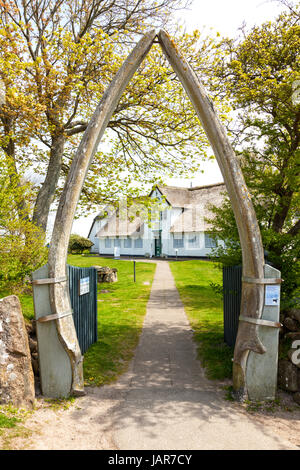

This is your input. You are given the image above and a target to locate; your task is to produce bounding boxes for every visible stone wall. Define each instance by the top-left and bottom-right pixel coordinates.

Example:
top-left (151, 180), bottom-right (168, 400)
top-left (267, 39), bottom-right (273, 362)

top-left (25, 320), bottom-right (39, 379)
top-left (278, 308), bottom-right (300, 405)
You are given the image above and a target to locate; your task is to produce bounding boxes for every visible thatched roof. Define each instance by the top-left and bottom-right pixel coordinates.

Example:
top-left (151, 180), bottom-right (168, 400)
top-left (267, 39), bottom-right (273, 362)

top-left (87, 205), bottom-right (115, 238)
top-left (169, 183), bottom-right (226, 232)
top-left (96, 213), bottom-right (144, 238)
top-left (155, 186), bottom-right (190, 207)
top-left (95, 183), bottom-right (226, 237)
top-left (157, 183), bottom-right (225, 207)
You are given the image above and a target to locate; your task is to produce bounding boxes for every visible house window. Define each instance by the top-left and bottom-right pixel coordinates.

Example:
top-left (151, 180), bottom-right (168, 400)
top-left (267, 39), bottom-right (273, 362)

top-left (205, 233), bottom-right (217, 248)
top-left (188, 235), bottom-right (199, 248)
top-left (114, 238), bottom-right (121, 247)
top-left (173, 234), bottom-right (184, 249)
top-left (105, 238), bottom-right (111, 248)
top-left (134, 238), bottom-right (143, 249)
top-left (124, 237), bottom-right (132, 249)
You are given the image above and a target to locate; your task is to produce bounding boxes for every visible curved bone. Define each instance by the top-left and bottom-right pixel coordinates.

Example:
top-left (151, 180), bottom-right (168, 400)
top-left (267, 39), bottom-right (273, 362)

top-left (158, 30), bottom-right (265, 399)
top-left (48, 30), bottom-right (157, 396)
top-left (48, 28), bottom-right (265, 400)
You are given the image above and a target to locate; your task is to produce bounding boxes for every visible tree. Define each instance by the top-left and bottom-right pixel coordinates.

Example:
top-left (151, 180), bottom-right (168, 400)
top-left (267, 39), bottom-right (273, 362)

top-left (0, 0), bottom-right (218, 231)
top-left (0, 155), bottom-right (47, 291)
top-left (68, 233), bottom-right (93, 254)
top-left (208, 5), bottom-right (300, 301)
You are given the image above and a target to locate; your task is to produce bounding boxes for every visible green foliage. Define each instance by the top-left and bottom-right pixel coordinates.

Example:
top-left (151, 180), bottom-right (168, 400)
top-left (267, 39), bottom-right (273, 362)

top-left (0, 405), bottom-right (32, 450)
top-left (0, 414), bottom-right (18, 429)
top-left (0, 1), bottom-right (225, 228)
top-left (68, 234), bottom-right (94, 254)
top-left (208, 194), bottom-right (300, 302)
top-left (0, 156), bottom-right (47, 291)
top-left (208, 5), bottom-right (300, 302)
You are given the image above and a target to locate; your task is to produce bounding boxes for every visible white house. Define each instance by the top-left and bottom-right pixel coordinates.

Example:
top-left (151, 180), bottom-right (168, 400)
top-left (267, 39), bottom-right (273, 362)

top-left (88, 183), bottom-right (226, 258)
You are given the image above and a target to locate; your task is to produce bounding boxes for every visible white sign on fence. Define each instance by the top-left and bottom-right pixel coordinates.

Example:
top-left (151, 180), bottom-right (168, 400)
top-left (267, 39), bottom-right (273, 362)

top-left (265, 284), bottom-right (280, 306)
top-left (79, 277), bottom-right (90, 296)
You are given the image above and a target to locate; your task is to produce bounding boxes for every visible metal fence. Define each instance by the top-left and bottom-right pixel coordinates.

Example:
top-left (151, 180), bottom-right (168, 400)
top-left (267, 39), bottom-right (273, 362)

top-left (67, 265), bottom-right (98, 354)
top-left (223, 265), bottom-right (242, 348)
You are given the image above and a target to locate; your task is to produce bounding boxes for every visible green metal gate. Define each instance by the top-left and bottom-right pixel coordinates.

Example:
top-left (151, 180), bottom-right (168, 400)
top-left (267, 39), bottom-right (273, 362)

top-left (223, 265), bottom-right (242, 348)
top-left (67, 265), bottom-right (98, 354)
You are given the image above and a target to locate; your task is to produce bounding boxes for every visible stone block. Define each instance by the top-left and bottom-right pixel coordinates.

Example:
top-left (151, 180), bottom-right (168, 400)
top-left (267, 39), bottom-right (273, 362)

top-left (286, 308), bottom-right (300, 324)
top-left (0, 295), bottom-right (35, 408)
top-left (93, 266), bottom-right (118, 283)
top-left (283, 317), bottom-right (299, 332)
top-left (278, 359), bottom-right (299, 392)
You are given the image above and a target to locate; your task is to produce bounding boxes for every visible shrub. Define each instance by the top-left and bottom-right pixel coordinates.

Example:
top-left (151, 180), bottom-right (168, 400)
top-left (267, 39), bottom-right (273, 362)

top-left (68, 234), bottom-right (94, 254)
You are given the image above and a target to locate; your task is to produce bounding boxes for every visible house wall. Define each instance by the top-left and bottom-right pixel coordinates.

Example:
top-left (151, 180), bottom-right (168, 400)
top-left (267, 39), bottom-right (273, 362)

top-left (92, 188), bottom-right (224, 258)
top-left (97, 230), bottom-right (223, 258)
top-left (98, 234), bottom-right (152, 257)
top-left (161, 231), bottom-right (223, 257)
top-left (89, 218), bottom-right (107, 253)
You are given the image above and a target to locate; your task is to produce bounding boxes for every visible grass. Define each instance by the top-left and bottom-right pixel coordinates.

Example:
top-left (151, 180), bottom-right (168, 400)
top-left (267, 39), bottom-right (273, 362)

top-left (169, 259), bottom-right (233, 380)
top-left (0, 414), bottom-right (19, 429)
top-left (43, 396), bottom-right (76, 411)
top-left (0, 405), bottom-right (32, 450)
top-left (67, 255), bottom-right (156, 386)
top-left (0, 287), bottom-right (34, 322)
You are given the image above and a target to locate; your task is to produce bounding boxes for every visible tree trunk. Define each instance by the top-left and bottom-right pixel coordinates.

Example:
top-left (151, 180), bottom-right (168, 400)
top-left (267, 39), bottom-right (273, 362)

top-left (271, 190), bottom-right (294, 234)
top-left (33, 133), bottom-right (65, 232)
top-left (2, 119), bottom-right (29, 219)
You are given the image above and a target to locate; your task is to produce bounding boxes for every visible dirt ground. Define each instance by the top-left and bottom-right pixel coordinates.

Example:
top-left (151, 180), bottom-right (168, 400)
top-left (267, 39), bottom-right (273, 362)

top-left (3, 383), bottom-right (299, 451)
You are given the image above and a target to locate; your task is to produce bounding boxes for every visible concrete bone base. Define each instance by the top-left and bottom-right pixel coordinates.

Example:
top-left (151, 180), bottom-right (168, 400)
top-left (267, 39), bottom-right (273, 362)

top-left (245, 264), bottom-right (281, 401)
top-left (32, 264), bottom-right (73, 398)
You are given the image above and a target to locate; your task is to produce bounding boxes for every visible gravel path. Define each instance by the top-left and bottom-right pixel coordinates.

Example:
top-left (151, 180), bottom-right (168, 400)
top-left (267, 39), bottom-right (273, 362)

top-left (14, 261), bottom-right (300, 450)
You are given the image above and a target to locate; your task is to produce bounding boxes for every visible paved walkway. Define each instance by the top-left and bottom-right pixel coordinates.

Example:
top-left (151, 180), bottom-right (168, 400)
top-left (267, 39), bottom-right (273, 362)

top-left (21, 261), bottom-right (298, 450)
top-left (108, 261), bottom-right (296, 450)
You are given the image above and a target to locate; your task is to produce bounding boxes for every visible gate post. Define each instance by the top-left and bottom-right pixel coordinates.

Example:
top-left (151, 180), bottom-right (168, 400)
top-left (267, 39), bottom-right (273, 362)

top-left (32, 264), bottom-right (73, 398)
top-left (242, 264), bottom-right (282, 401)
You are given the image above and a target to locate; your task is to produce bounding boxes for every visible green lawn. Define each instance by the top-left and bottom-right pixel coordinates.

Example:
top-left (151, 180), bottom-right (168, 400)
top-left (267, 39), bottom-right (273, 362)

top-left (0, 256), bottom-right (156, 387)
top-left (169, 260), bottom-right (233, 380)
top-left (1, 256), bottom-right (232, 383)
top-left (0, 288), bottom-right (34, 322)
top-left (67, 255), bottom-right (156, 386)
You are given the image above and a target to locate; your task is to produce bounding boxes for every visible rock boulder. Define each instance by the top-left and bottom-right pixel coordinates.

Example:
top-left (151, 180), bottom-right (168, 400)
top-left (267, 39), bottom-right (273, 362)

top-left (93, 266), bottom-right (118, 283)
top-left (293, 392), bottom-right (300, 406)
top-left (278, 360), bottom-right (299, 392)
top-left (0, 295), bottom-right (35, 408)
top-left (286, 308), bottom-right (300, 324)
top-left (283, 317), bottom-right (300, 332)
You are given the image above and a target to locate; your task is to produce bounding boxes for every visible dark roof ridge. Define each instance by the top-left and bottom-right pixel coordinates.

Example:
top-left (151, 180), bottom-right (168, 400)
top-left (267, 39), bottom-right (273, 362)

top-left (157, 182), bottom-right (225, 192)
top-left (156, 181), bottom-right (225, 191)
top-left (188, 182), bottom-right (225, 191)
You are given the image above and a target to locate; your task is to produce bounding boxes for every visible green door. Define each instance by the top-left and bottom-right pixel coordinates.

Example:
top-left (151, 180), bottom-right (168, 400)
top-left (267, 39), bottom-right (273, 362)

top-left (155, 233), bottom-right (162, 256)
